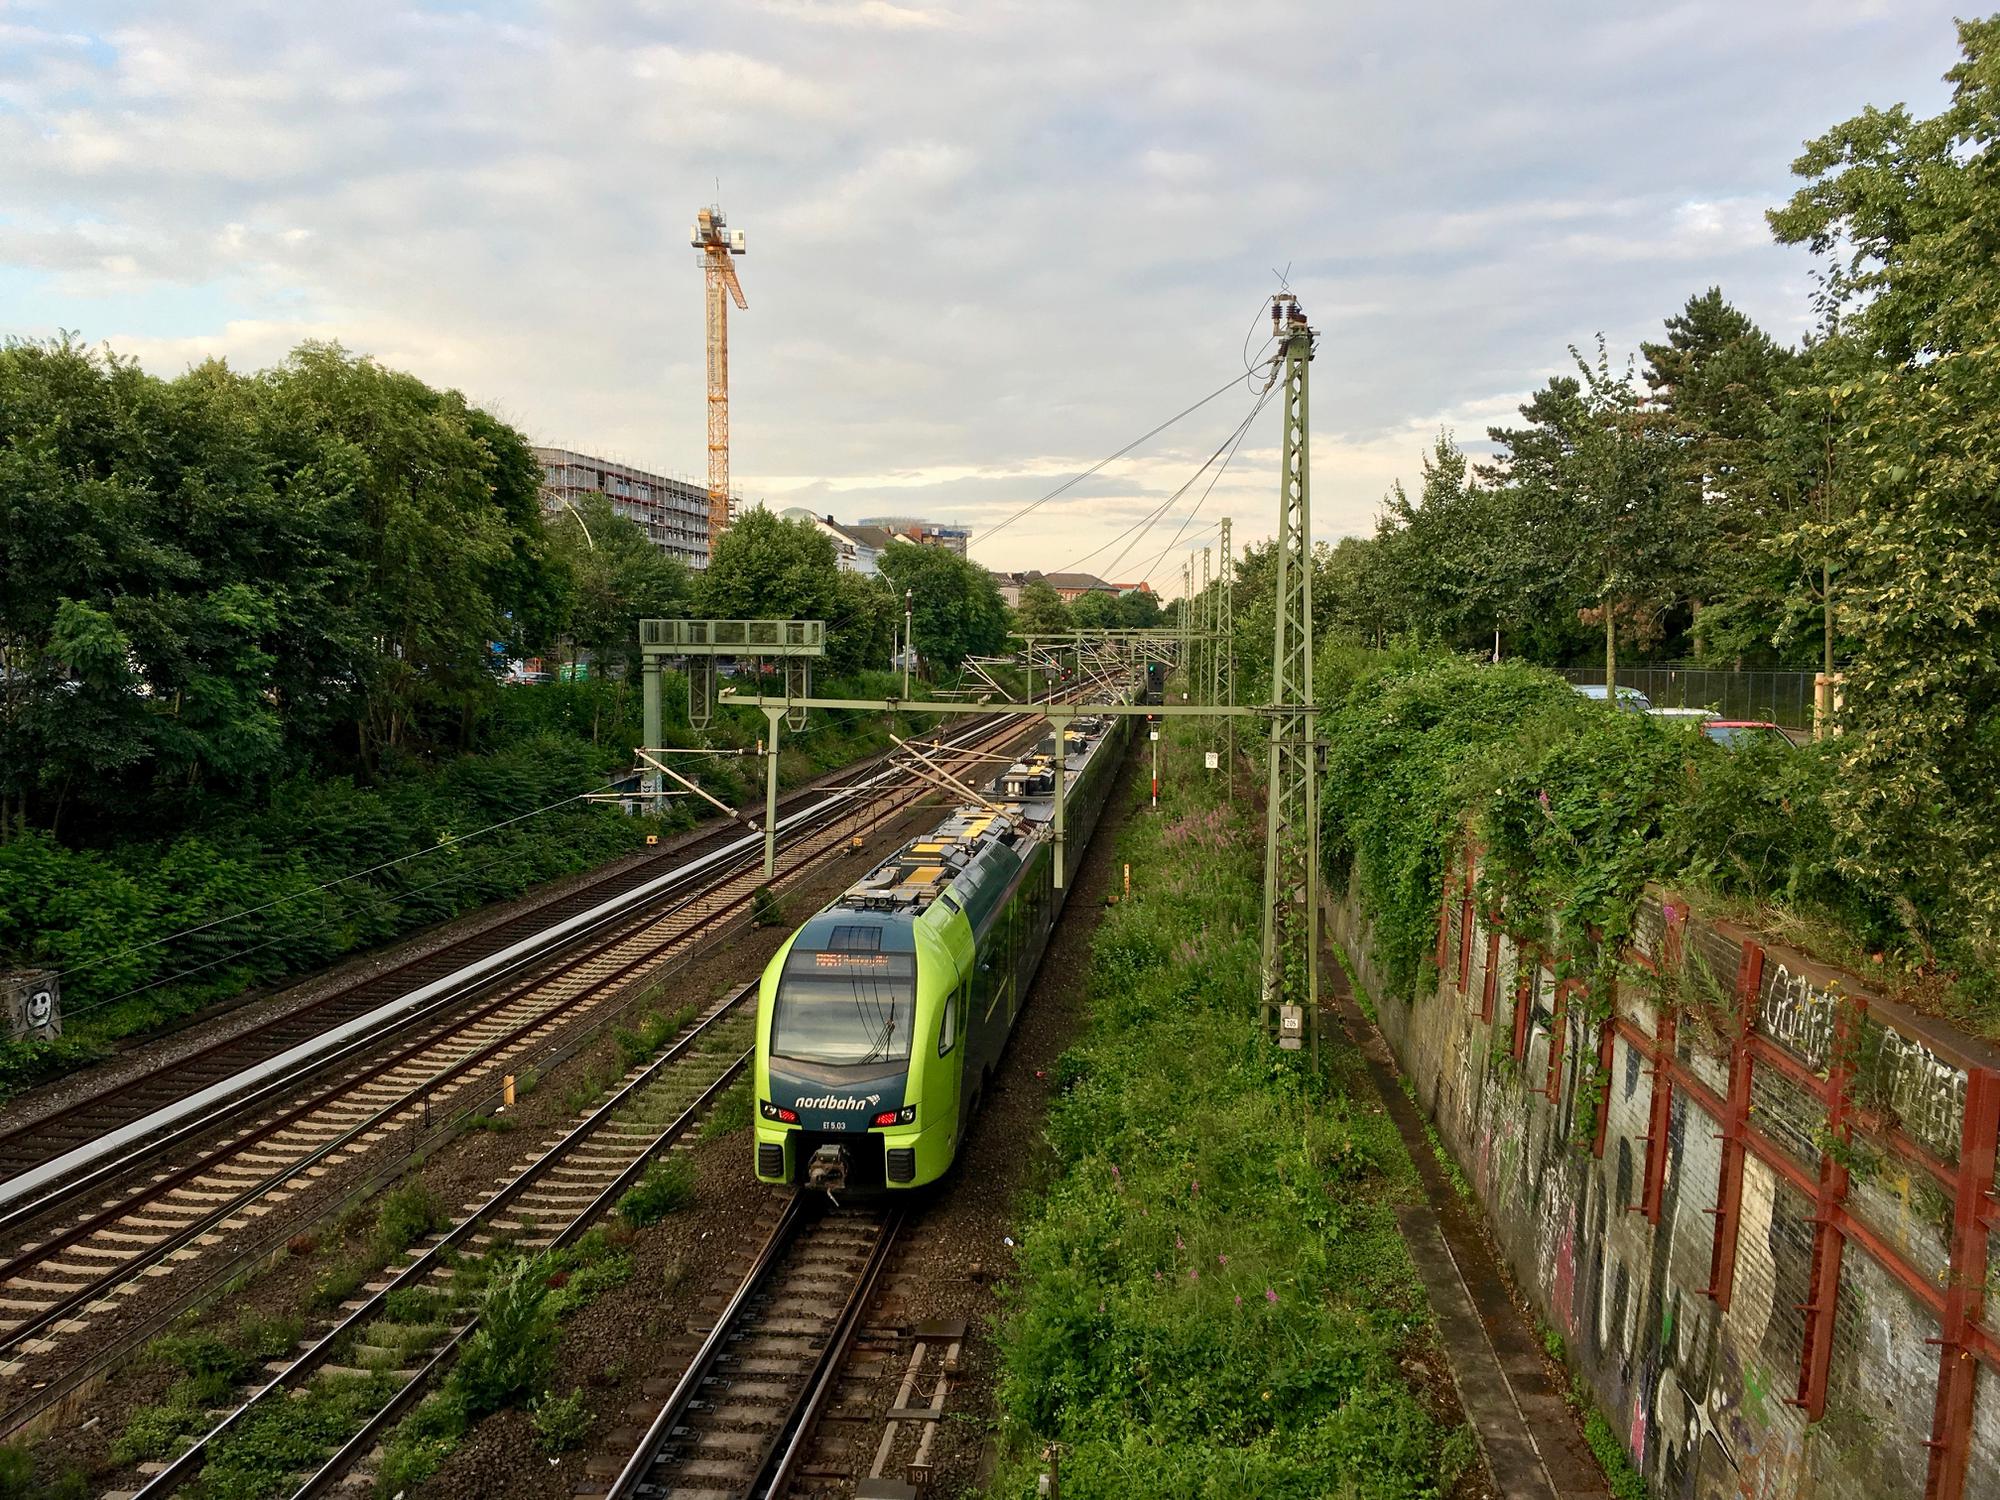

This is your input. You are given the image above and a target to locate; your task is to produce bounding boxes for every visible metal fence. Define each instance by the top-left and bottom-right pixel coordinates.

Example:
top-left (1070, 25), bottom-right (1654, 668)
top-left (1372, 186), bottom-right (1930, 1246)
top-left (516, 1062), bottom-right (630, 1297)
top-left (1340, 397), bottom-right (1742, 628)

top-left (1554, 665), bottom-right (1819, 730)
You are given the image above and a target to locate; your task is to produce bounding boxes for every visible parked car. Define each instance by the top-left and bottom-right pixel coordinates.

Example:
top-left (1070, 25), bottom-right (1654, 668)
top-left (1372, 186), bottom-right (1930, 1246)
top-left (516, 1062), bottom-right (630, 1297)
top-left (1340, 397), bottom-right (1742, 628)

top-left (1646, 706), bottom-right (1718, 724)
top-left (1701, 720), bottom-right (1796, 749)
top-left (1571, 683), bottom-right (1653, 712)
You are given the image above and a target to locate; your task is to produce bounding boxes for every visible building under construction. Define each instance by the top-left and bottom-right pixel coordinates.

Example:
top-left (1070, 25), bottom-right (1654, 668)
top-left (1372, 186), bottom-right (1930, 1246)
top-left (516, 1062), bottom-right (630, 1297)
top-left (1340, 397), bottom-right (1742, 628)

top-left (534, 447), bottom-right (711, 569)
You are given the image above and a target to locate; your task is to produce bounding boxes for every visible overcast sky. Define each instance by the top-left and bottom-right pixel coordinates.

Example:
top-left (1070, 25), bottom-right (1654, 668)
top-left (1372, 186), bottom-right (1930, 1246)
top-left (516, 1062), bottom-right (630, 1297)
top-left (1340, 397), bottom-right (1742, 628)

top-left (0, 1), bottom-right (1968, 593)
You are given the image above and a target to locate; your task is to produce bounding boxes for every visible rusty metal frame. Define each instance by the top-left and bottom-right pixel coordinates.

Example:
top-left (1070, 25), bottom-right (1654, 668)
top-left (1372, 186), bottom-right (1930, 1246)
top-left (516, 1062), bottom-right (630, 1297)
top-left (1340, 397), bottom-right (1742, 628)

top-left (1437, 868), bottom-right (2000, 1499)
top-left (1795, 993), bottom-right (1862, 1420)
top-left (1510, 950), bottom-right (1534, 1064)
top-left (1702, 942), bottom-right (1763, 1309)
top-left (1481, 930), bottom-right (1501, 1025)
top-left (1548, 979), bottom-right (1571, 1105)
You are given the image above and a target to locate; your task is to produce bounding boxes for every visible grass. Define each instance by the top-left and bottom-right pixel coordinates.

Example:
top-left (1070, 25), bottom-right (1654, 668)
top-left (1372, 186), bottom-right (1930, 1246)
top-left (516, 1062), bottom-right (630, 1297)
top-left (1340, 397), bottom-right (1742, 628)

top-left (616, 1157), bottom-right (695, 1227)
top-left (989, 722), bottom-right (1473, 1498)
top-left (0, 1444), bottom-right (87, 1500)
top-left (699, 1079), bottom-right (753, 1139)
top-left (613, 1005), bottom-right (698, 1068)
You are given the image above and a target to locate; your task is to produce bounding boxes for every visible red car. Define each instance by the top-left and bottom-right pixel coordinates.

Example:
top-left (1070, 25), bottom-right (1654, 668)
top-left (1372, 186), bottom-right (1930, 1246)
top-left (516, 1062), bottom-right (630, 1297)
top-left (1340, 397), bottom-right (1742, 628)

top-left (1701, 720), bottom-right (1795, 749)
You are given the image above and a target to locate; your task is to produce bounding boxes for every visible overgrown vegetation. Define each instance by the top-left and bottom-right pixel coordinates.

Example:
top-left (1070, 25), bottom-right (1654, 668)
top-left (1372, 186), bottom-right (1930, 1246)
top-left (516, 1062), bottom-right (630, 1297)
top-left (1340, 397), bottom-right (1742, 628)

top-left (991, 725), bottom-right (1474, 1497)
top-left (138, 1220), bottom-right (635, 1499)
top-left (0, 336), bottom-right (977, 1100)
top-left (1315, 652), bottom-right (1979, 1028)
top-left (0, 1444), bottom-right (87, 1500)
top-left (1177, 16), bottom-right (2000, 1011)
top-left (616, 1156), bottom-right (695, 1228)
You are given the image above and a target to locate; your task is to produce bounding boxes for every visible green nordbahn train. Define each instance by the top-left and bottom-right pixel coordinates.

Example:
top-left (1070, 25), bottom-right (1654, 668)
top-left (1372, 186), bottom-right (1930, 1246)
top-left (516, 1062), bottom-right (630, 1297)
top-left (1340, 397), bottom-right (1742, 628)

top-left (752, 701), bottom-right (1132, 1193)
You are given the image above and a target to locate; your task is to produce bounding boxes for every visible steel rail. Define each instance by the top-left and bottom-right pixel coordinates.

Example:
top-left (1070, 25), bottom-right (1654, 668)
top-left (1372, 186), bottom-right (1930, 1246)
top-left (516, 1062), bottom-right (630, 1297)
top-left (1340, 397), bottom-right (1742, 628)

top-left (0, 772), bottom-right (911, 1361)
top-left (0, 706), bottom-right (1019, 1221)
top-left (755, 1207), bottom-right (908, 1499)
top-left (601, 1193), bottom-right (814, 1500)
top-left (0, 836), bottom-right (771, 1248)
top-left (0, 734), bottom-right (922, 1172)
top-left (130, 985), bottom-right (760, 1500)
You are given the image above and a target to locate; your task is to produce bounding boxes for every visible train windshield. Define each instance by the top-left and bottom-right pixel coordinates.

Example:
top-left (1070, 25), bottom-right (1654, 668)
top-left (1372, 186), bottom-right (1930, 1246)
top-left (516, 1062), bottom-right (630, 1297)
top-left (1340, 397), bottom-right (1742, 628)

top-left (770, 950), bottom-right (919, 1066)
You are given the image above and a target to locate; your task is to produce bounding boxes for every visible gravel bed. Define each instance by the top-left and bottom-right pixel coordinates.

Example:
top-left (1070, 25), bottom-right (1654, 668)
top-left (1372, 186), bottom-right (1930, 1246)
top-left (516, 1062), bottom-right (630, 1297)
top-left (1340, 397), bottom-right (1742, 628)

top-left (10, 798), bottom-right (944, 1494)
top-left (391, 741), bottom-right (1145, 1500)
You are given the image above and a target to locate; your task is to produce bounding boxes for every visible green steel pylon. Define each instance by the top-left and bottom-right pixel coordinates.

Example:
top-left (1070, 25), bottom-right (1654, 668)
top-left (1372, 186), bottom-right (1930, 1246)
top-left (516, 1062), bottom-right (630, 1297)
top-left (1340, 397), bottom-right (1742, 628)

top-left (1220, 517), bottom-right (1234, 798)
top-left (1260, 300), bottom-right (1318, 1063)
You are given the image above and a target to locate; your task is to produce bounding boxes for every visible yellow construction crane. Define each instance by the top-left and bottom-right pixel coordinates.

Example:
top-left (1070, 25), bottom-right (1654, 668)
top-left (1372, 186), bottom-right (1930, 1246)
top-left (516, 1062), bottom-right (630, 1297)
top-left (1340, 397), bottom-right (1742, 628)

top-left (692, 205), bottom-right (747, 543)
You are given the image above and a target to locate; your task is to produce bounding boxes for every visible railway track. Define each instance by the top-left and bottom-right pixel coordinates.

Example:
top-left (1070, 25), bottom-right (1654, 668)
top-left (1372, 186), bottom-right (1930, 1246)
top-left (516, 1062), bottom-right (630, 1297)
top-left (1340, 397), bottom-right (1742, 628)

top-left (0, 685), bottom-right (1113, 1443)
top-left (0, 728), bottom-right (965, 1210)
top-left (593, 1195), bottom-right (904, 1500)
top-left (113, 982), bottom-right (763, 1500)
top-left (0, 757), bottom-right (876, 1187)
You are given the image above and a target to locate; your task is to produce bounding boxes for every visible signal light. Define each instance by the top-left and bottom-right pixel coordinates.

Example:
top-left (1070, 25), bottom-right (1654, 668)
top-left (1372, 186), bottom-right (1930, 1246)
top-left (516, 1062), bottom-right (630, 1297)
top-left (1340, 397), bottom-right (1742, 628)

top-left (872, 1105), bottom-right (918, 1128)
top-left (759, 1101), bottom-right (798, 1124)
top-left (873, 1110), bottom-right (898, 1127)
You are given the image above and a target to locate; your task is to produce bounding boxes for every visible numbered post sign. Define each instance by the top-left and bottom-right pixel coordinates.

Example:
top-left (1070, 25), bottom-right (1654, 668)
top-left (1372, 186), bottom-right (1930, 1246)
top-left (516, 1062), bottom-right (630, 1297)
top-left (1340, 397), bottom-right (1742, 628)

top-left (5, 970), bottom-right (60, 1042)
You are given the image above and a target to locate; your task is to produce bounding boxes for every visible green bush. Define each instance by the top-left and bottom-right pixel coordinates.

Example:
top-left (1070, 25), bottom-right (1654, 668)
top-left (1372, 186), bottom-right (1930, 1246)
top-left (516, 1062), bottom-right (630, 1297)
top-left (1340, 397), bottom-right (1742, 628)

top-left (233, 1313), bottom-right (303, 1362)
top-left (382, 1286), bottom-right (447, 1325)
top-left (372, 1390), bottom-right (468, 1499)
top-left (112, 1394), bottom-right (205, 1466)
top-left (1317, 652), bottom-right (1910, 1010)
top-left (613, 1005), bottom-right (695, 1068)
top-left (154, 1331), bottom-right (252, 1385)
top-left (311, 1259), bottom-right (367, 1311)
top-left (529, 1388), bottom-right (593, 1453)
top-left (452, 1258), bottom-right (556, 1417)
top-left (616, 1157), bottom-right (695, 1228)
top-left (191, 1369), bottom-right (395, 1500)
top-left (370, 1180), bottom-right (448, 1262)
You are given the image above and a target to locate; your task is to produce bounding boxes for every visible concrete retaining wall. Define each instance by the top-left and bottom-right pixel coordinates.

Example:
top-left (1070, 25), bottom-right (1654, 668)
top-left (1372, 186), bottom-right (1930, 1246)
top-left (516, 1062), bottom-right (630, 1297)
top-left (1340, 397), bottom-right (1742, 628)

top-left (1330, 863), bottom-right (2000, 1500)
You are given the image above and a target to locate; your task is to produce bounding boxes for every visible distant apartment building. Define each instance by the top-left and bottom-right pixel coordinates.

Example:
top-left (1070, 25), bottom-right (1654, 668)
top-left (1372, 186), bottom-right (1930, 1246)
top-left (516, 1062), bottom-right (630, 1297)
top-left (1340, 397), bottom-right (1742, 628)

top-left (534, 447), bottom-right (710, 569)
top-left (857, 516), bottom-right (972, 556)
top-left (779, 509), bottom-right (893, 577)
top-left (992, 571), bottom-right (1154, 606)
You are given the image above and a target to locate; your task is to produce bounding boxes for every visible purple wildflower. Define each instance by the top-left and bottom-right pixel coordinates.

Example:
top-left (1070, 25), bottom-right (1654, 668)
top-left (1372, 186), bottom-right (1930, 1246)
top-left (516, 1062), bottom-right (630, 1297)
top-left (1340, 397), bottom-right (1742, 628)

top-left (1189, 1268), bottom-right (1199, 1281)
top-left (1218, 1253), bottom-right (1229, 1266)
top-left (1175, 1236), bottom-right (1184, 1250)
top-left (1265, 1287), bottom-right (1278, 1304)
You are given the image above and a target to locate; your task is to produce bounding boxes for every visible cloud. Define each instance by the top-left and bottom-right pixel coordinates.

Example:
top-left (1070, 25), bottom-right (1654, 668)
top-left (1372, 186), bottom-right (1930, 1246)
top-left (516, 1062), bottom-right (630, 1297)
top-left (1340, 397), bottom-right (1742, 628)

top-left (0, 0), bottom-right (1971, 594)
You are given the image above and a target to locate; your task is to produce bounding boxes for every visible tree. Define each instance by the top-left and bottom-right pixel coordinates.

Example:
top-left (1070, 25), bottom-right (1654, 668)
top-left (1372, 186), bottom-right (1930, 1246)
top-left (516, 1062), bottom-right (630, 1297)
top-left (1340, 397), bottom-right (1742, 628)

top-left (1114, 588), bottom-right (1164, 629)
top-left (1012, 578), bottom-right (1071, 637)
top-left (698, 508), bottom-right (841, 622)
top-left (1484, 344), bottom-right (1700, 688)
top-left (1768, 16), bottom-right (2000, 973)
top-left (544, 493), bottom-right (693, 677)
top-left (0, 337), bottom-right (568, 836)
top-left (1067, 590), bottom-right (1122, 631)
top-left (254, 343), bottom-right (558, 765)
top-left (875, 542), bottom-right (1008, 672)
top-left (696, 509), bottom-right (894, 675)
top-left (1639, 289), bottom-right (1798, 661)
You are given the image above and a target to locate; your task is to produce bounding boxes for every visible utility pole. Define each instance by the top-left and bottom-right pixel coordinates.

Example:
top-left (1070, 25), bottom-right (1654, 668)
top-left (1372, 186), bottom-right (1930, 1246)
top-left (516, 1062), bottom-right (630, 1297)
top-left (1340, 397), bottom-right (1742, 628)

top-left (1219, 516), bottom-right (1234, 797)
top-left (1260, 295), bottom-right (1319, 1065)
top-left (1201, 543), bottom-right (1214, 754)
top-left (903, 588), bottom-right (914, 698)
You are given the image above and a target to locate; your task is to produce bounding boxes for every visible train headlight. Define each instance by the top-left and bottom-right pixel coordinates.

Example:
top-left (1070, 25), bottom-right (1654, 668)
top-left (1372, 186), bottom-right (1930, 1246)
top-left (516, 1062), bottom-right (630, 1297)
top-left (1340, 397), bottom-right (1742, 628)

top-left (760, 1100), bottom-right (798, 1124)
top-left (872, 1105), bottom-right (917, 1128)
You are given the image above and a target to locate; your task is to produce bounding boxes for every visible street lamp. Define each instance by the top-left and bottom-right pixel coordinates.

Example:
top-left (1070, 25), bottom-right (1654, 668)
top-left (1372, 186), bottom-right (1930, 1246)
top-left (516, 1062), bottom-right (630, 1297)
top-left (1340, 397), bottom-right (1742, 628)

top-left (903, 588), bottom-right (914, 697)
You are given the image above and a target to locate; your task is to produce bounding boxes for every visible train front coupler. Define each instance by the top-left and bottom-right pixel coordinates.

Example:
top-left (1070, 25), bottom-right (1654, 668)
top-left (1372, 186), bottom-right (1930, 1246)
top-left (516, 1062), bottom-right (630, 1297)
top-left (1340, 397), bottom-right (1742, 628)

top-left (805, 1142), bottom-right (851, 1195)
